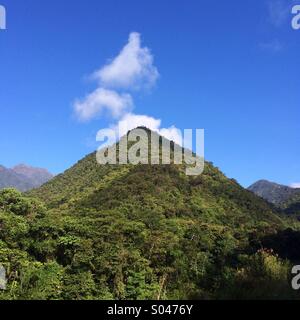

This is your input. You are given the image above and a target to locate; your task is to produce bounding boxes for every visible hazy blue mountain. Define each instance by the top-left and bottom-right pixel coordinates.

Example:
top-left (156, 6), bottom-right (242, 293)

top-left (0, 164), bottom-right (53, 192)
top-left (12, 164), bottom-right (53, 188)
top-left (0, 165), bottom-right (33, 192)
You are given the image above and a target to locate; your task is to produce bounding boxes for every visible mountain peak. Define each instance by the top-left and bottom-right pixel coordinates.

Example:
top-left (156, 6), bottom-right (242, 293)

top-left (13, 163), bottom-right (50, 171)
top-left (13, 163), bottom-right (32, 169)
top-left (248, 179), bottom-right (300, 207)
top-left (250, 179), bottom-right (282, 187)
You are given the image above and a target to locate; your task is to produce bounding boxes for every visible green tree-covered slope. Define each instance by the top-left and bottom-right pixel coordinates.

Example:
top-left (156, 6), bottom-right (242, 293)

top-left (1, 130), bottom-right (299, 300)
top-left (284, 194), bottom-right (300, 216)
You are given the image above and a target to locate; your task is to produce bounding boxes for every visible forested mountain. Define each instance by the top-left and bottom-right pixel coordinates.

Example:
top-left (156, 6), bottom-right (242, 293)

top-left (1, 129), bottom-right (300, 300)
top-left (0, 164), bottom-right (53, 191)
top-left (284, 194), bottom-right (300, 216)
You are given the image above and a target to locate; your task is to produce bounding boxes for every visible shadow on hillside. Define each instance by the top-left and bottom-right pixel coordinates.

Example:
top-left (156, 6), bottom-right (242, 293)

top-left (260, 228), bottom-right (300, 263)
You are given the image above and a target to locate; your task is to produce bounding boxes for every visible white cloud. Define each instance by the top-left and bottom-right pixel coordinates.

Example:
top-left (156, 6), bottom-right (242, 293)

top-left (93, 32), bottom-right (159, 90)
top-left (116, 113), bottom-right (161, 134)
top-left (73, 32), bottom-right (181, 143)
top-left (74, 88), bottom-right (133, 121)
top-left (159, 126), bottom-right (183, 146)
top-left (290, 183), bottom-right (300, 189)
top-left (113, 113), bottom-right (183, 145)
top-left (73, 32), bottom-right (159, 122)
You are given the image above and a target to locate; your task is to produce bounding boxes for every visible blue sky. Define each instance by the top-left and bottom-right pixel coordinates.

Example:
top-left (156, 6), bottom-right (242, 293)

top-left (0, 0), bottom-right (299, 187)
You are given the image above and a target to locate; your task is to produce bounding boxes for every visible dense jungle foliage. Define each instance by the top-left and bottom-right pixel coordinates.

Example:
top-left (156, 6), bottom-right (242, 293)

top-left (1, 130), bottom-right (300, 300)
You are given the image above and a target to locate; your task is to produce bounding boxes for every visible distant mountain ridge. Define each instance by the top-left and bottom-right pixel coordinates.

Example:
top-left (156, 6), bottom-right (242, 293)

top-left (248, 180), bottom-right (298, 206)
top-left (0, 164), bottom-right (53, 192)
top-left (248, 180), bottom-right (300, 215)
